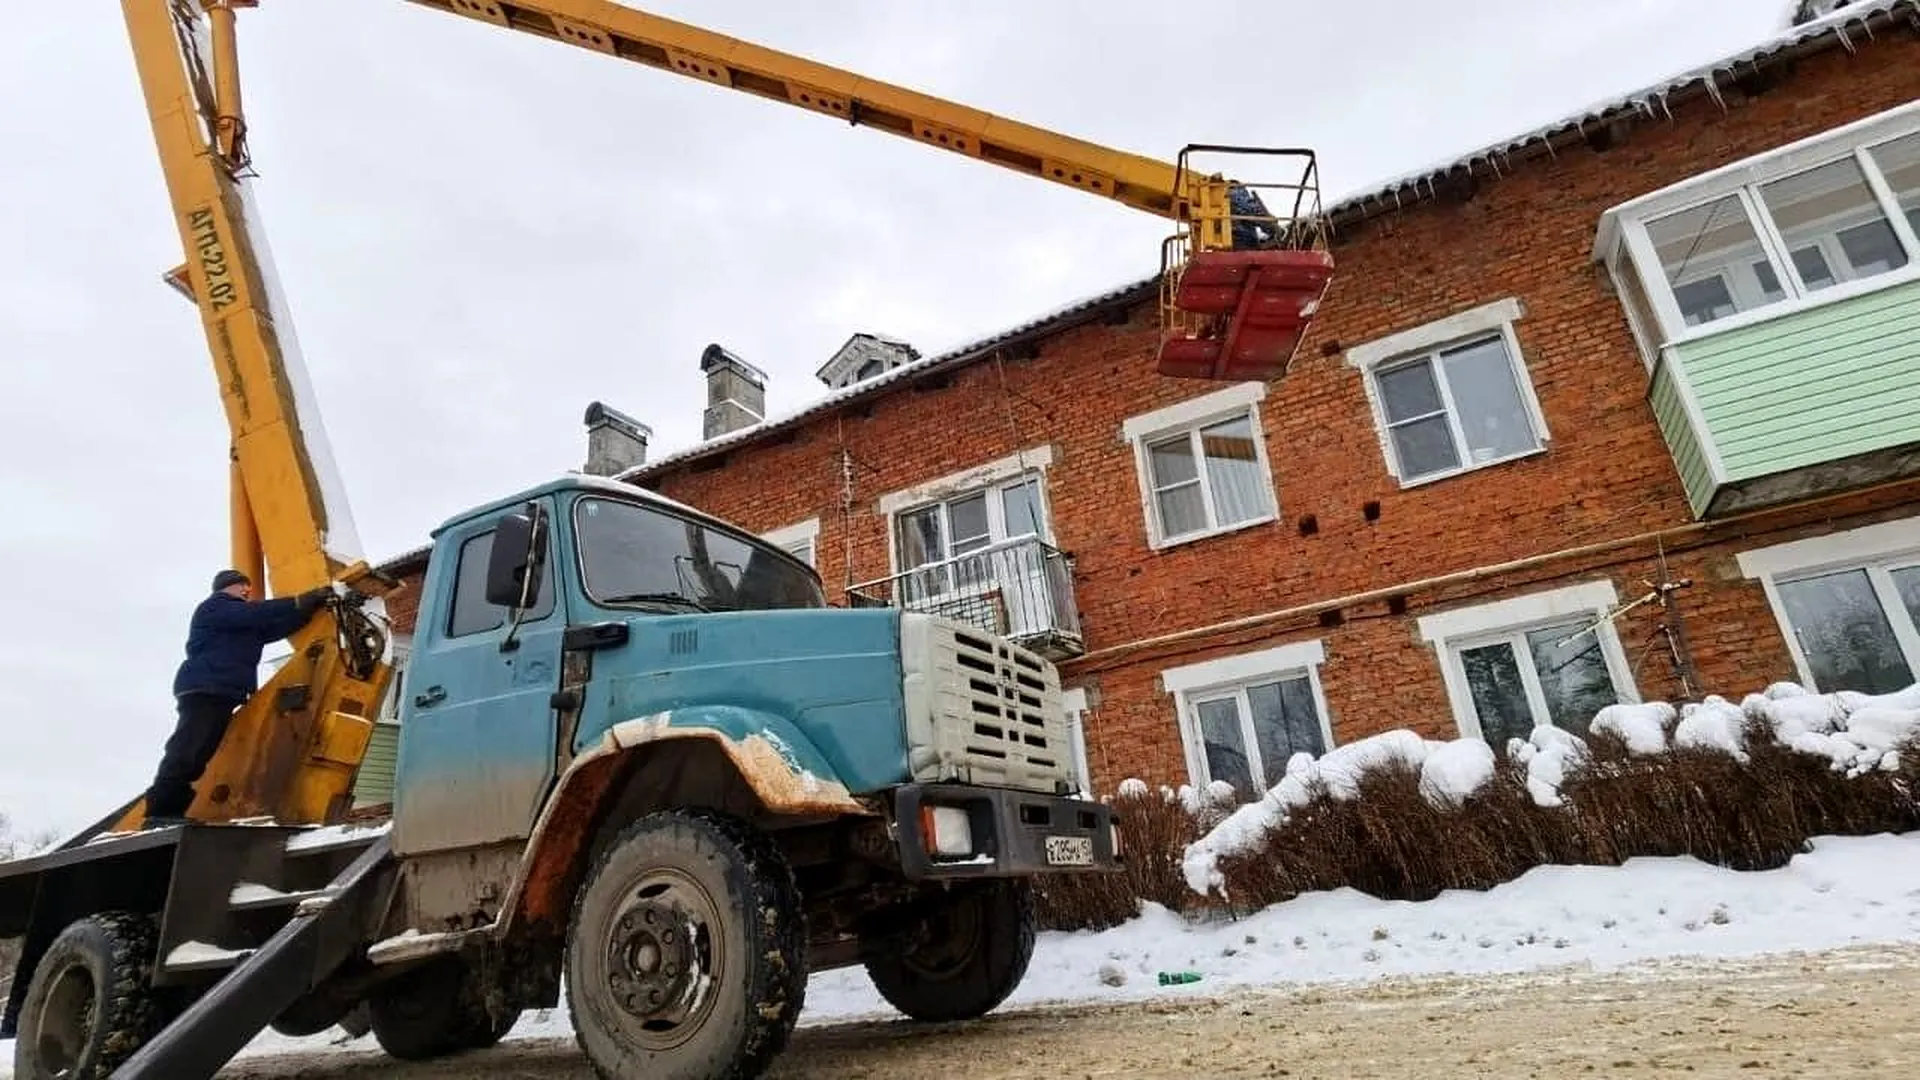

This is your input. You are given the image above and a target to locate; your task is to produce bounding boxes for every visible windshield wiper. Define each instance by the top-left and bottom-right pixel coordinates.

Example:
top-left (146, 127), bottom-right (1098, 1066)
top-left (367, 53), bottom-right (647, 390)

top-left (601, 592), bottom-right (715, 612)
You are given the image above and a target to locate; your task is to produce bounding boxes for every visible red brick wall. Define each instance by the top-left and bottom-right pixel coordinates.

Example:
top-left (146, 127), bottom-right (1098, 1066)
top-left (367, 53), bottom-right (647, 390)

top-left (389, 30), bottom-right (1920, 793)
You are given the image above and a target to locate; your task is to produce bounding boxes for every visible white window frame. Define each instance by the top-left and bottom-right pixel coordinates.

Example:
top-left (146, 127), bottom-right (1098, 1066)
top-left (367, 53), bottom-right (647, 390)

top-left (1161, 639), bottom-right (1334, 796)
top-left (760, 518), bottom-right (820, 569)
top-left (1061, 687), bottom-right (1092, 796)
top-left (1736, 514), bottom-right (1920, 692)
top-left (878, 445), bottom-right (1056, 577)
top-left (1345, 297), bottom-right (1551, 486)
top-left (1595, 99), bottom-right (1920, 364)
top-left (1416, 580), bottom-right (1640, 742)
top-left (1120, 381), bottom-right (1279, 549)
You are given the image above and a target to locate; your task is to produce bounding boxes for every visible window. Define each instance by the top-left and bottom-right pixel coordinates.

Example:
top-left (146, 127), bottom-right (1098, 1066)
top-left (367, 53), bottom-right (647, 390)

top-left (894, 476), bottom-right (1045, 593)
top-left (761, 518), bottom-right (820, 569)
top-left (1598, 102), bottom-right (1920, 355)
top-left (1346, 298), bottom-right (1549, 485)
top-left (1122, 382), bottom-right (1278, 547)
top-left (1163, 640), bottom-right (1334, 801)
top-left (574, 496), bottom-right (827, 612)
top-left (447, 527), bottom-right (557, 638)
top-left (878, 446), bottom-right (1055, 583)
top-left (1737, 515), bottom-right (1920, 694)
top-left (1417, 580), bottom-right (1638, 753)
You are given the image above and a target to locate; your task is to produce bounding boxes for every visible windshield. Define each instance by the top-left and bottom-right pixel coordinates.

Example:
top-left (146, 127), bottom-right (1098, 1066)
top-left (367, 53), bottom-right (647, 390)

top-left (573, 495), bottom-right (827, 612)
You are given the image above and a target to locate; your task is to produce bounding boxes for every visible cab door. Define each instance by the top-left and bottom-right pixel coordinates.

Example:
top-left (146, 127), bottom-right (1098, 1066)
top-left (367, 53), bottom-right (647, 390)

top-left (391, 505), bottom-right (568, 856)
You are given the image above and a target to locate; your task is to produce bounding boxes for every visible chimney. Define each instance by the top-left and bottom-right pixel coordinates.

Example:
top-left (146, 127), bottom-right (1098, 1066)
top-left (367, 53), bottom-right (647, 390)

top-left (700, 343), bottom-right (767, 440)
top-left (816, 332), bottom-right (920, 389)
top-left (582, 401), bottom-right (651, 475)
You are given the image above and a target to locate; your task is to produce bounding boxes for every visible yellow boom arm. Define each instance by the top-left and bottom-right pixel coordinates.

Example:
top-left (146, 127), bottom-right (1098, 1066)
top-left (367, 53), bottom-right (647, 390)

top-left (112, 0), bottom-right (1329, 830)
top-left (404, 0), bottom-right (1242, 243)
top-left (117, 0), bottom-right (394, 831)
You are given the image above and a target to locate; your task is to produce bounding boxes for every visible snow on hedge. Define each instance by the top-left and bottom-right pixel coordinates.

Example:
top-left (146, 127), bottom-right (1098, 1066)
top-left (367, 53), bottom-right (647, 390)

top-left (1175, 679), bottom-right (1920, 898)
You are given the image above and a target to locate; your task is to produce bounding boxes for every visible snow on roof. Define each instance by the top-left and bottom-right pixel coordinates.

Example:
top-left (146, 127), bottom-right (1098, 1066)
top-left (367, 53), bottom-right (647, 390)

top-left (1327, 0), bottom-right (1916, 220)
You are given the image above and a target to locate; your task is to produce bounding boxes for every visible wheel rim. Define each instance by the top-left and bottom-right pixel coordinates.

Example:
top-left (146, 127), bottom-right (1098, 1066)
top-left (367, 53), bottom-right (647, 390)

top-left (899, 892), bottom-right (983, 981)
top-left (34, 959), bottom-right (97, 1077)
top-left (599, 867), bottom-right (725, 1051)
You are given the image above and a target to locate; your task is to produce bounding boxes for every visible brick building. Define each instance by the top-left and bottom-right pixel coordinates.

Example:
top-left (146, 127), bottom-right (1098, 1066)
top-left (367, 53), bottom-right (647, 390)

top-left (374, 2), bottom-right (1920, 802)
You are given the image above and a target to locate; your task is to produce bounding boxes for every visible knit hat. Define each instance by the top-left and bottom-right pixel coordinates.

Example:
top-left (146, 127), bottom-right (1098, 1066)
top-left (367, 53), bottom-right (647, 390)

top-left (211, 569), bottom-right (251, 592)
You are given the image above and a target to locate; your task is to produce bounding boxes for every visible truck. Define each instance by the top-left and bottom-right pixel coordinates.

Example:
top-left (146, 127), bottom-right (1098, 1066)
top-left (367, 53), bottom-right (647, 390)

top-left (1, 2), bottom-right (1335, 1077)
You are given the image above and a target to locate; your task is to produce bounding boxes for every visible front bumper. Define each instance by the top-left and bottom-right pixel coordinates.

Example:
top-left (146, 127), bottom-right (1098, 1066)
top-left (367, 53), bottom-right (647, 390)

top-left (891, 782), bottom-right (1119, 880)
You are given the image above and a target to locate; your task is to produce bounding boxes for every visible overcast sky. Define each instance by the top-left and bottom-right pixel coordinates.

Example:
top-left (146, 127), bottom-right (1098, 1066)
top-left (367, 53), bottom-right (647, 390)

top-left (0, 0), bottom-right (1807, 840)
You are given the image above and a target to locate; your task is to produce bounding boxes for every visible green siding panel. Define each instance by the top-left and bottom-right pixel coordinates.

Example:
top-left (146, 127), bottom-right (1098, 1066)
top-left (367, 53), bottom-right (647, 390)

top-left (352, 722), bottom-right (400, 807)
top-left (1673, 278), bottom-right (1920, 484)
top-left (1649, 360), bottom-right (1715, 516)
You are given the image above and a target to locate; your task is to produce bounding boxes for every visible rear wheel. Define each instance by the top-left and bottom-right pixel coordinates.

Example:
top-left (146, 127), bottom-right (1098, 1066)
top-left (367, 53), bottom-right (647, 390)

top-left (566, 810), bottom-right (806, 1080)
top-left (862, 879), bottom-right (1036, 1023)
top-left (367, 956), bottom-right (520, 1060)
top-left (11, 912), bottom-right (164, 1080)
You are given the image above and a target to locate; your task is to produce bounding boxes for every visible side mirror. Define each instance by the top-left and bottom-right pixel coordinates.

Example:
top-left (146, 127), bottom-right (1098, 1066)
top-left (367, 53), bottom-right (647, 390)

top-left (485, 502), bottom-right (548, 609)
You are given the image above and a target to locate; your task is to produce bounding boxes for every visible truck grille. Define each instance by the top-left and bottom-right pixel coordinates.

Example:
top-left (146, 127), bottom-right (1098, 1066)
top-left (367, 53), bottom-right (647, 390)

top-left (903, 616), bottom-right (1067, 793)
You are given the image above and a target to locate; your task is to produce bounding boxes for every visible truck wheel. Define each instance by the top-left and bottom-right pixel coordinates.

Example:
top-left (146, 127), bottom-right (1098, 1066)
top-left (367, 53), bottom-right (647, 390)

top-left (367, 956), bottom-right (520, 1060)
top-left (11, 912), bottom-right (163, 1080)
top-left (862, 879), bottom-right (1036, 1023)
top-left (566, 810), bottom-right (805, 1080)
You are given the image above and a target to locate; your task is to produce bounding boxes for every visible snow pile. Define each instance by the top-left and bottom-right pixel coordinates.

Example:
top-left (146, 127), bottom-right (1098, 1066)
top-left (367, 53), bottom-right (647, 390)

top-left (1591, 702), bottom-right (1674, 755)
top-left (1675, 697), bottom-right (1751, 761)
top-left (1417, 738), bottom-right (1496, 809)
top-left (1180, 730), bottom-right (1467, 897)
top-left (1505, 724), bottom-right (1590, 808)
top-left (1726, 683), bottom-right (1920, 776)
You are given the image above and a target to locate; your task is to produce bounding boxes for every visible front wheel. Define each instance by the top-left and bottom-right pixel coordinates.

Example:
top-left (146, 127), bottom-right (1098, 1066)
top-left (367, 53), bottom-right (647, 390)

top-left (566, 810), bottom-right (807, 1080)
top-left (862, 878), bottom-right (1036, 1023)
top-left (11, 912), bottom-right (164, 1080)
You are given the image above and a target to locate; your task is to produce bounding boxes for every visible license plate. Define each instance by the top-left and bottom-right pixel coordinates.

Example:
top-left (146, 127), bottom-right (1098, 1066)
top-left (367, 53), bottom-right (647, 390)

top-left (1044, 835), bottom-right (1094, 866)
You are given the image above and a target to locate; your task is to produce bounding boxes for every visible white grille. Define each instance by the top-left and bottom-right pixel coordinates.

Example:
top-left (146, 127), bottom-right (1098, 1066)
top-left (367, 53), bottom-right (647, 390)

top-left (900, 614), bottom-right (1068, 793)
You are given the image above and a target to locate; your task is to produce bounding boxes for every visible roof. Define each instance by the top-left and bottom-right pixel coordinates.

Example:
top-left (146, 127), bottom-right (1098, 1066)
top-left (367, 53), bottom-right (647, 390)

top-left (615, 276), bottom-right (1159, 481)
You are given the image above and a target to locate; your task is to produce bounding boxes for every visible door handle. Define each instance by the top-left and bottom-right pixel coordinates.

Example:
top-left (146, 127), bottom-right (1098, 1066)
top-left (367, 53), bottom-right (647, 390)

top-left (414, 685), bottom-right (447, 708)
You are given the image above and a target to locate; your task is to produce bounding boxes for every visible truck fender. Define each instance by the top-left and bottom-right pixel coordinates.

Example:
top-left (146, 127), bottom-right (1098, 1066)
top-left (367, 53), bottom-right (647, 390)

top-left (499, 708), bottom-right (872, 936)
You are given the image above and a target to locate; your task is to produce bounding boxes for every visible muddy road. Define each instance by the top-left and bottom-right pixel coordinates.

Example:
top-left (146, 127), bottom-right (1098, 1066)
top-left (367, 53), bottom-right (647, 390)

top-left (221, 945), bottom-right (1920, 1079)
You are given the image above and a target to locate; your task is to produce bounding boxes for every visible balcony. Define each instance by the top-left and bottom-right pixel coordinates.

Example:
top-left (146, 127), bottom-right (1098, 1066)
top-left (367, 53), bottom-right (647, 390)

top-left (1595, 104), bottom-right (1920, 519)
top-left (848, 536), bottom-right (1085, 661)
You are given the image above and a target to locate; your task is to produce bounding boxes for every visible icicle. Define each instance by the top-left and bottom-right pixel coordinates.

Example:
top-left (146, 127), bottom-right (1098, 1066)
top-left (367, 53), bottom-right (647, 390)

top-left (1835, 24), bottom-right (1856, 51)
top-left (1702, 69), bottom-right (1726, 112)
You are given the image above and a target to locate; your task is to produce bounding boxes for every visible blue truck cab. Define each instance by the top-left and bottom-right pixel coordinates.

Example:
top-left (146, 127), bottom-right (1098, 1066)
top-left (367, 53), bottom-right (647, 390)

top-left (371, 473), bottom-right (1116, 1073)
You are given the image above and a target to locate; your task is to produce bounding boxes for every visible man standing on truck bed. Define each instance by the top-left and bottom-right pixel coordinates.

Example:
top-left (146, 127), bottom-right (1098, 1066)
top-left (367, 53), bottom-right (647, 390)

top-left (141, 570), bottom-right (331, 827)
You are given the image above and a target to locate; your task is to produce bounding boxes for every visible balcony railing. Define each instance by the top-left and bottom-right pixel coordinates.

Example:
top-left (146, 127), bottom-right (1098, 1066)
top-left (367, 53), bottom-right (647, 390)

top-left (848, 536), bottom-right (1084, 661)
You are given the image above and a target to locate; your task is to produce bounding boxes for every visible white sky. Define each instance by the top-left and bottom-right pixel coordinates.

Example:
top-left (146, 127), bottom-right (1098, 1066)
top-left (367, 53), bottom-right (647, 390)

top-left (0, 0), bottom-right (1806, 841)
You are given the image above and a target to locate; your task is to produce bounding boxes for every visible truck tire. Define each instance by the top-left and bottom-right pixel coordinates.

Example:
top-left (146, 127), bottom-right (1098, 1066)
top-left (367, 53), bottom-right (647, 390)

top-left (367, 955), bottom-right (520, 1060)
top-left (566, 809), bottom-right (805, 1080)
top-left (10, 911), bottom-right (164, 1080)
top-left (862, 879), bottom-right (1036, 1023)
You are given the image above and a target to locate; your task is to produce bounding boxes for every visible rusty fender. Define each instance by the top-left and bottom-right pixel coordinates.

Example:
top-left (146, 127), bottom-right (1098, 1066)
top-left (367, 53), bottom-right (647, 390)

top-left (496, 713), bottom-right (872, 935)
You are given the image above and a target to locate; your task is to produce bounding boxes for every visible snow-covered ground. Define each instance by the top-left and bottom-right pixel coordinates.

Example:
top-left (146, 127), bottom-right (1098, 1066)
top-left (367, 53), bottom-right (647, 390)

top-left (236, 829), bottom-right (1920, 1062)
top-left (5, 829), bottom-right (1920, 1075)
